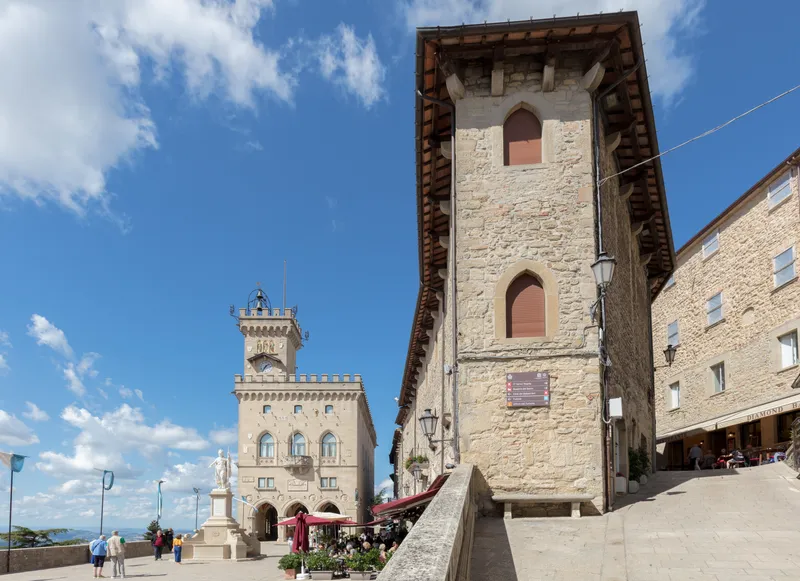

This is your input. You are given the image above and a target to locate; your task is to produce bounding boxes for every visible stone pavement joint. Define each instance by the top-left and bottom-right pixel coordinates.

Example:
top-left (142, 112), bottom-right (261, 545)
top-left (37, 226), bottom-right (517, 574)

top-left (470, 463), bottom-right (800, 581)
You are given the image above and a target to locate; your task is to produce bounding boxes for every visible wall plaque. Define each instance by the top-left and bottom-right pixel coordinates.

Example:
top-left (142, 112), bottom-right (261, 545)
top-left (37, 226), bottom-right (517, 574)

top-left (241, 476), bottom-right (254, 483)
top-left (212, 497), bottom-right (226, 516)
top-left (288, 479), bottom-right (308, 492)
top-left (506, 372), bottom-right (550, 407)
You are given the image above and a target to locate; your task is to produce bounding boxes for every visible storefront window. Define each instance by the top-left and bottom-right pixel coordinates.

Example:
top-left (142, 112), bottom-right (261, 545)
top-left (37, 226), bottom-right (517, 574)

top-left (777, 411), bottom-right (800, 442)
top-left (740, 420), bottom-right (762, 448)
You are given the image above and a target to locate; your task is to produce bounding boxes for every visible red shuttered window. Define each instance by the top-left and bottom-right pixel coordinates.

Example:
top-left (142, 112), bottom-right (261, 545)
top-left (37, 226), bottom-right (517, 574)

top-left (503, 109), bottom-right (542, 166)
top-left (506, 274), bottom-right (545, 338)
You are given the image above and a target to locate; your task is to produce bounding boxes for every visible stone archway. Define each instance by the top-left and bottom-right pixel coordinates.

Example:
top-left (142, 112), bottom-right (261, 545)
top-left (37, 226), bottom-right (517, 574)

top-left (279, 501), bottom-right (309, 543)
top-left (254, 502), bottom-right (279, 542)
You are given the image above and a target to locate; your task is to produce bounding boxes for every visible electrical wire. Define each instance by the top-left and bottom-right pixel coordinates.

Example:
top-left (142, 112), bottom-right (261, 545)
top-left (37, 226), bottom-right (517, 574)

top-left (599, 81), bottom-right (800, 186)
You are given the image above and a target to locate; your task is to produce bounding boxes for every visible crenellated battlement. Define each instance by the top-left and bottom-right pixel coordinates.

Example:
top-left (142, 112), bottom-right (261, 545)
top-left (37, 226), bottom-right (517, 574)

top-left (239, 307), bottom-right (296, 319)
top-left (234, 373), bottom-right (362, 384)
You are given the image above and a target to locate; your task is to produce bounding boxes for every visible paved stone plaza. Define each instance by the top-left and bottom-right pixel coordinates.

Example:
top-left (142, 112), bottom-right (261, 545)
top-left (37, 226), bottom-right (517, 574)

top-left (471, 462), bottom-right (800, 581)
top-left (5, 542), bottom-right (290, 581)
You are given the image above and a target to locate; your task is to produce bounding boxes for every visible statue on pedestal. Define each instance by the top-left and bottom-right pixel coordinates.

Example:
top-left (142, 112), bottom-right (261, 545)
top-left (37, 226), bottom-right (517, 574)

top-left (209, 449), bottom-right (232, 490)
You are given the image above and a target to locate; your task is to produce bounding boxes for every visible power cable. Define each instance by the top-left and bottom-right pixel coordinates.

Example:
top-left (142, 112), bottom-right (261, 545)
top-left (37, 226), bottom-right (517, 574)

top-left (599, 82), bottom-right (800, 186)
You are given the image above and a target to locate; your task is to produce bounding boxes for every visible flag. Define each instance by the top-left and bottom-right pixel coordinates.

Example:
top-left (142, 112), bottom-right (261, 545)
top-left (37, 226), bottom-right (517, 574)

top-left (157, 481), bottom-right (164, 520)
top-left (0, 453), bottom-right (26, 473)
top-left (240, 495), bottom-right (258, 512)
top-left (102, 470), bottom-right (114, 491)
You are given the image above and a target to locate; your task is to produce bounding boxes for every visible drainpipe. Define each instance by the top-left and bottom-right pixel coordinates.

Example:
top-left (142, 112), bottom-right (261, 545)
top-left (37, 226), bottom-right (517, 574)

top-left (416, 90), bottom-right (460, 465)
top-left (591, 59), bottom-right (643, 512)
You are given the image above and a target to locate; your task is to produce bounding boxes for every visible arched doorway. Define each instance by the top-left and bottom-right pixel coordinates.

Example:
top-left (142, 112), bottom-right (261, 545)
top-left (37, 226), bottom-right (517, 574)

top-left (316, 502), bottom-right (344, 546)
top-left (263, 504), bottom-right (278, 541)
top-left (281, 502), bottom-right (309, 544)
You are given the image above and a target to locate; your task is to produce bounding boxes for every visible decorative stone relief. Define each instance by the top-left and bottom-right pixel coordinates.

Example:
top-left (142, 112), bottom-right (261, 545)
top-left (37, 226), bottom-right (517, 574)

top-left (241, 476), bottom-right (254, 483)
top-left (288, 479), bottom-right (308, 492)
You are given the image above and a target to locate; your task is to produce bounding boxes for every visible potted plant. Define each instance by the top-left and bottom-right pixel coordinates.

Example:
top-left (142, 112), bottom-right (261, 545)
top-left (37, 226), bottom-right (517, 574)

top-left (305, 550), bottom-right (337, 580)
top-left (404, 454), bottom-right (429, 471)
top-left (628, 446), bottom-right (651, 491)
top-left (278, 552), bottom-right (303, 579)
top-left (345, 551), bottom-right (373, 580)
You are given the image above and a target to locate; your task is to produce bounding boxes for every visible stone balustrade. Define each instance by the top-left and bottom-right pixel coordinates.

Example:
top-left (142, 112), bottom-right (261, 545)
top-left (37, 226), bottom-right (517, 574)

top-left (378, 464), bottom-right (476, 581)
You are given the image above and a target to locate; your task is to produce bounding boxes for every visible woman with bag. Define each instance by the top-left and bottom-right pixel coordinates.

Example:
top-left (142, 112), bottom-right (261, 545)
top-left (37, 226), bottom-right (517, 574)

top-left (152, 529), bottom-right (165, 561)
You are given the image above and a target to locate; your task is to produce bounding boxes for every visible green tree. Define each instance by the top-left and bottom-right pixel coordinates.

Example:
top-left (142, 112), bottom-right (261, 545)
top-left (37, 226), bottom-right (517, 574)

top-left (0, 526), bottom-right (86, 548)
top-left (370, 487), bottom-right (390, 508)
top-left (143, 520), bottom-right (160, 541)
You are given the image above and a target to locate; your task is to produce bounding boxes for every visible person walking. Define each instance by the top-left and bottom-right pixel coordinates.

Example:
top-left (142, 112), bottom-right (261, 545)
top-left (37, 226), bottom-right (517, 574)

top-left (152, 529), bottom-right (165, 560)
top-left (173, 534), bottom-right (183, 564)
top-left (164, 528), bottom-right (174, 553)
top-left (90, 535), bottom-right (108, 578)
top-left (107, 530), bottom-right (125, 579)
top-left (688, 443), bottom-right (703, 470)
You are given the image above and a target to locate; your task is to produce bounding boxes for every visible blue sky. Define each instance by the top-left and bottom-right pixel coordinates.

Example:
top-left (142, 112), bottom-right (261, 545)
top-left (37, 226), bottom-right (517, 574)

top-left (0, 0), bottom-right (798, 530)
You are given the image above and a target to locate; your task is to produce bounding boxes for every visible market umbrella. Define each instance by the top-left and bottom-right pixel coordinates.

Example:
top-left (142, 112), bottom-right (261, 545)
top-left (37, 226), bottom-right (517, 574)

top-left (279, 514), bottom-right (351, 526)
top-left (310, 511), bottom-right (352, 520)
top-left (291, 512), bottom-right (309, 553)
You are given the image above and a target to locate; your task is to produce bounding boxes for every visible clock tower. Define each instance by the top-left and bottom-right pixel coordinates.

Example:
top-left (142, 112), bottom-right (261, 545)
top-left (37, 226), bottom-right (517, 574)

top-left (236, 288), bottom-right (303, 377)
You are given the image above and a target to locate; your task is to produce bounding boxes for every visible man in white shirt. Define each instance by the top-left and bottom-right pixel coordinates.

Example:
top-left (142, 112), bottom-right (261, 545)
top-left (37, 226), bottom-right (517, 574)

top-left (107, 530), bottom-right (125, 579)
top-left (688, 444), bottom-right (703, 471)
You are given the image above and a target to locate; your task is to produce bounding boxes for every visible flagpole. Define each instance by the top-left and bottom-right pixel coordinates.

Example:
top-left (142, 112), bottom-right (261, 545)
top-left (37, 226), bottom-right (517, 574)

top-left (99, 480), bottom-right (105, 537)
top-left (7, 467), bottom-right (13, 573)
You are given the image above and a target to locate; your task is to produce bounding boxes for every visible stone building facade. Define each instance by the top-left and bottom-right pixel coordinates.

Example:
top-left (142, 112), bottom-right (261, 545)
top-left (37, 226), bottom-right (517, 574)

top-left (653, 148), bottom-right (800, 468)
top-left (232, 292), bottom-right (376, 540)
top-left (391, 13), bottom-right (675, 515)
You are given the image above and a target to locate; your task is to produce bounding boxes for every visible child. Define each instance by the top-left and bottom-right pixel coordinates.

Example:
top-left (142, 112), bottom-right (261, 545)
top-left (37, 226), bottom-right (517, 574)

top-left (173, 534), bottom-right (183, 564)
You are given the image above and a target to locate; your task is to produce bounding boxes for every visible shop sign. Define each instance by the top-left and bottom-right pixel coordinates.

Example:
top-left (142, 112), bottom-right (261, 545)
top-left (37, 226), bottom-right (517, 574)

top-left (746, 400), bottom-right (800, 422)
top-left (506, 372), bottom-right (550, 407)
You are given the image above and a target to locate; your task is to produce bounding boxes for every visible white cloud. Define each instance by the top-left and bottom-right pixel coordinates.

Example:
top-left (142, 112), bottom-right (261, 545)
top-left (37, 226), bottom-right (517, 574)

top-left (400, 0), bottom-right (705, 105)
top-left (209, 426), bottom-right (237, 446)
top-left (27, 314), bottom-right (73, 358)
top-left (79, 509), bottom-right (96, 518)
top-left (0, 0), bottom-right (293, 218)
top-left (244, 140), bottom-right (263, 151)
top-left (36, 404), bottom-right (210, 478)
top-left (78, 352), bottom-right (100, 377)
top-left (62, 353), bottom-right (101, 397)
top-left (374, 477), bottom-right (392, 496)
top-left (316, 24), bottom-right (386, 108)
top-left (0, 354), bottom-right (7, 373)
top-left (119, 387), bottom-right (133, 398)
top-left (22, 402), bottom-right (49, 422)
top-left (0, 410), bottom-right (39, 446)
top-left (134, 389), bottom-right (144, 401)
top-left (63, 364), bottom-right (86, 397)
top-left (0, 331), bottom-right (10, 347)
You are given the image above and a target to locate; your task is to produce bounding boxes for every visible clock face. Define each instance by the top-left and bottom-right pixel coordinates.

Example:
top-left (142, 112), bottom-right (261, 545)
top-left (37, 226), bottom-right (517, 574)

top-left (260, 361), bottom-right (273, 373)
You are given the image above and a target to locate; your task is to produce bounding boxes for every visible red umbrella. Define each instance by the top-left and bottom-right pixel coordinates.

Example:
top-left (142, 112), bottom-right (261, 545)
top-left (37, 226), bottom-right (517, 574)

top-left (279, 514), bottom-right (353, 526)
top-left (291, 512), bottom-right (309, 554)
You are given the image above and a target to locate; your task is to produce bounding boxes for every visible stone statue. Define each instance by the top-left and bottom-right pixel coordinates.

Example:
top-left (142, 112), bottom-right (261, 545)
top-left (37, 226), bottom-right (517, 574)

top-left (209, 449), bottom-right (232, 489)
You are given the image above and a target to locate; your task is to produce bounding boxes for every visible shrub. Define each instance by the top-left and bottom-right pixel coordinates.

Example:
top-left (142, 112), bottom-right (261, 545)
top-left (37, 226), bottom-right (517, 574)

top-left (278, 552), bottom-right (303, 571)
top-left (628, 446), bottom-right (651, 482)
top-left (404, 454), bottom-right (429, 470)
top-left (305, 550), bottom-right (337, 571)
top-left (345, 551), bottom-right (374, 572)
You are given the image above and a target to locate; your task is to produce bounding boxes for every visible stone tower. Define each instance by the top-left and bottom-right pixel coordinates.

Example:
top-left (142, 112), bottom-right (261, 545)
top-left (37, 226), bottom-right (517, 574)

top-left (238, 288), bottom-right (303, 378)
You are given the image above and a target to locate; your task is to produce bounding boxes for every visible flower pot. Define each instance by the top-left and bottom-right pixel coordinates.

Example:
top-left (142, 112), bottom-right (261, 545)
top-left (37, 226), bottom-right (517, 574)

top-left (614, 476), bottom-right (627, 495)
top-left (628, 480), bottom-right (640, 494)
top-left (348, 572), bottom-right (373, 580)
top-left (284, 569), bottom-right (296, 579)
top-left (638, 474), bottom-right (648, 486)
top-left (311, 572), bottom-right (333, 580)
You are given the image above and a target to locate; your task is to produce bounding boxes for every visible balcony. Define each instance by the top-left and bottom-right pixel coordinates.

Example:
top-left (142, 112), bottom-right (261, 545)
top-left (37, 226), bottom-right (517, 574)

top-left (282, 455), bottom-right (312, 471)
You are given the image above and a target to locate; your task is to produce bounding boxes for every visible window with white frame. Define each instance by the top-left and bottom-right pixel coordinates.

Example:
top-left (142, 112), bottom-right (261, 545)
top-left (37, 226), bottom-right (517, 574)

top-left (259, 433), bottom-right (275, 458)
top-left (768, 171), bottom-right (792, 208)
top-left (711, 362), bottom-right (725, 393)
top-left (702, 231), bottom-right (720, 258)
top-left (321, 433), bottom-right (337, 457)
top-left (665, 274), bottom-right (675, 288)
top-left (706, 293), bottom-right (723, 325)
top-left (320, 477), bottom-right (338, 489)
top-left (667, 320), bottom-right (679, 346)
top-left (257, 477), bottom-right (274, 489)
top-left (291, 433), bottom-right (306, 456)
top-left (779, 331), bottom-right (799, 369)
top-left (773, 247), bottom-right (796, 287)
top-left (669, 382), bottom-right (680, 409)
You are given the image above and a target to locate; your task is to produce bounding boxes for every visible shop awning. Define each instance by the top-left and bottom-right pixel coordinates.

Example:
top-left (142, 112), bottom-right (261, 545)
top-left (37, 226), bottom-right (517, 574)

top-left (372, 474), bottom-right (449, 517)
top-left (715, 392), bottom-right (800, 430)
top-left (656, 418), bottom-right (721, 444)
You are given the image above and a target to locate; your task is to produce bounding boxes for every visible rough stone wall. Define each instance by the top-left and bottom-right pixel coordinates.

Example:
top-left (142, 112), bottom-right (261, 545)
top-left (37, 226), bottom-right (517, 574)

top-left (0, 540), bottom-right (153, 574)
top-left (453, 57), bottom-right (604, 513)
top-left (653, 166), bottom-right (800, 438)
top-left (598, 127), bottom-right (656, 474)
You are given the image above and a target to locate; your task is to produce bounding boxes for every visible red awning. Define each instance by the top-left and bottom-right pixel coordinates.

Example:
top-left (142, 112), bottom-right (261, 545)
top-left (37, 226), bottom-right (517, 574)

top-left (371, 474), bottom-right (449, 517)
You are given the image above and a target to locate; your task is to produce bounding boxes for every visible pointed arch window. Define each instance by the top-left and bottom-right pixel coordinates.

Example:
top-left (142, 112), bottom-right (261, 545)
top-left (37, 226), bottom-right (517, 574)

top-left (504, 108), bottom-right (542, 166)
top-left (506, 273), bottom-right (546, 338)
top-left (259, 433), bottom-right (275, 458)
top-left (321, 433), bottom-right (337, 458)
top-left (291, 433), bottom-right (306, 457)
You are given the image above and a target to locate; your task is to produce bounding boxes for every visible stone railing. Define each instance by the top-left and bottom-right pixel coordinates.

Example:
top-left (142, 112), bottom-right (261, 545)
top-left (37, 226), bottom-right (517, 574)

top-left (378, 464), bottom-right (476, 581)
top-left (235, 373), bottom-right (363, 383)
top-left (0, 540), bottom-right (153, 574)
top-left (238, 307), bottom-right (296, 318)
top-left (282, 455), bottom-right (312, 469)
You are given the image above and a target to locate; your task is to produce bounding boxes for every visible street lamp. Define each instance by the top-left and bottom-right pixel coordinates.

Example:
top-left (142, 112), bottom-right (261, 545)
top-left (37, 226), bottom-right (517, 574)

top-left (591, 252), bottom-right (617, 290)
top-left (411, 464), bottom-right (423, 482)
top-left (192, 488), bottom-right (201, 531)
top-left (663, 344), bottom-right (677, 367)
top-left (419, 409), bottom-right (438, 440)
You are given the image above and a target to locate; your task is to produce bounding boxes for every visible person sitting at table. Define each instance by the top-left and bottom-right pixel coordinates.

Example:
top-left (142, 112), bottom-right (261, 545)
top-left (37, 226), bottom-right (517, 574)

top-left (701, 450), bottom-right (716, 469)
top-left (714, 449), bottom-right (731, 469)
top-left (727, 449), bottom-right (747, 468)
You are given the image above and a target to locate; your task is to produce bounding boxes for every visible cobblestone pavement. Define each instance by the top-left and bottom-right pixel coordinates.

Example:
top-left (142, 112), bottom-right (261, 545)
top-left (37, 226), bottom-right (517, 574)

top-left (6, 542), bottom-right (291, 581)
top-left (471, 462), bottom-right (800, 581)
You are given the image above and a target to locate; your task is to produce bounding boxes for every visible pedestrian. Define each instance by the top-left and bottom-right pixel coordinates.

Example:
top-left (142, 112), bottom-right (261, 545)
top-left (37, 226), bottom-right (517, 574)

top-left (107, 530), bottom-right (125, 579)
top-left (152, 529), bottom-right (165, 560)
top-left (165, 528), bottom-right (174, 552)
top-left (688, 443), bottom-right (703, 470)
top-left (173, 534), bottom-right (183, 564)
top-left (90, 535), bottom-right (108, 578)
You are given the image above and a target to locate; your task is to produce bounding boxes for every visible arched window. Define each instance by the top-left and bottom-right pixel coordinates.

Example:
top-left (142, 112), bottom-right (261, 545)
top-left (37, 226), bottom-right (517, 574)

top-left (321, 433), bottom-right (337, 457)
top-left (504, 108), bottom-right (542, 166)
top-left (291, 433), bottom-right (306, 457)
top-left (259, 433), bottom-right (275, 458)
top-left (506, 273), bottom-right (546, 338)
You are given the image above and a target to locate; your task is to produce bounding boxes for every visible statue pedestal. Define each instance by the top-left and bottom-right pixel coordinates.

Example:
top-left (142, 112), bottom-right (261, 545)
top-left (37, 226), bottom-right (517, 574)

top-left (184, 488), bottom-right (256, 561)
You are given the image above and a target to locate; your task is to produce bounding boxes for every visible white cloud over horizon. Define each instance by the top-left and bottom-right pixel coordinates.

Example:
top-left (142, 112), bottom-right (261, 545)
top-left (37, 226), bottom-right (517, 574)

top-left (209, 426), bottom-right (238, 446)
top-left (0, 1), bottom-right (386, 223)
top-left (0, 410), bottom-right (39, 447)
top-left (22, 402), bottom-right (49, 422)
top-left (400, 0), bottom-right (705, 105)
